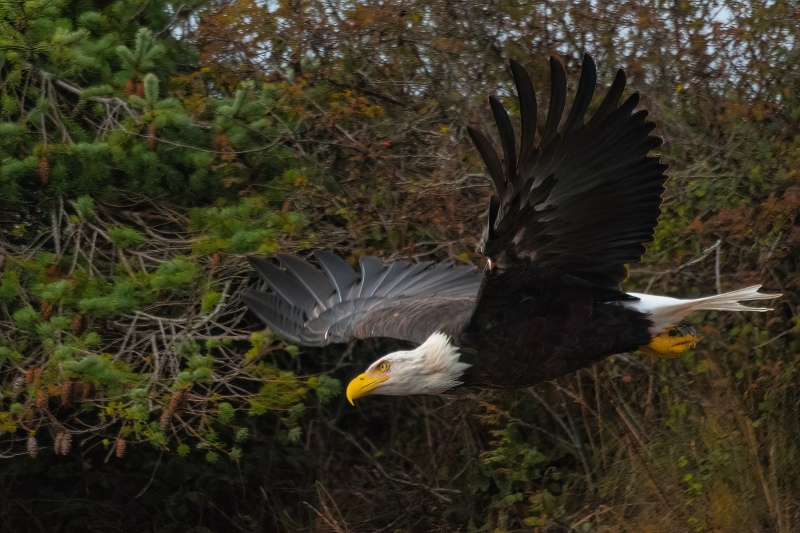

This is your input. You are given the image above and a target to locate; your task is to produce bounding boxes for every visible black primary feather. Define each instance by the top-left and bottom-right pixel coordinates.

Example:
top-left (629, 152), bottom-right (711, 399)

top-left (474, 52), bottom-right (668, 288)
top-left (467, 127), bottom-right (507, 200)
top-left (541, 57), bottom-right (568, 146)
top-left (509, 60), bottom-right (537, 165)
top-left (489, 96), bottom-right (517, 190)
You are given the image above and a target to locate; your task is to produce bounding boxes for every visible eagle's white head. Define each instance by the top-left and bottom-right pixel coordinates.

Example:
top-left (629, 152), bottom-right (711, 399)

top-left (345, 332), bottom-right (471, 404)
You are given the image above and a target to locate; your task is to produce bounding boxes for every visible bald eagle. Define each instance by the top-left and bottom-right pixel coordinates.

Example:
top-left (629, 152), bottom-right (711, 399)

top-left (242, 53), bottom-right (780, 404)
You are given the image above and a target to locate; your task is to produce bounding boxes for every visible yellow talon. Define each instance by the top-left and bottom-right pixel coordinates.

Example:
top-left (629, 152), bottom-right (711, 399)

top-left (639, 327), bottom-right (698, 359)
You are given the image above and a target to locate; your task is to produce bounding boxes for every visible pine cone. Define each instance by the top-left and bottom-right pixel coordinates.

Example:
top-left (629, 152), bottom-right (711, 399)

top-left (40, 301), bottom-right (53, 321)
top-left (12, 376), bottom-right (25, 398)
top-left (38, 157), bottom-right (50, 186)
top-left (147, 123), bottom-right (157, 150)
top-left (60, 381), bottom-right (75, 406)
top-left (125, 78), bottom-right (145, 99)
top-left (212, 132), bottom-right (230, 153)
top-left (209, 252), bottom-right (221, 272)
top-left (35, 389), bottom-right (48, 412)
top-left (55, 431), bottom-right (72, 455)
top-left (70, 314), bottom-right (85, 336)
top-left (115, 438), bottom-right (127, 458)
top-left (168, 390), bottom-right (186, 414)
top-left (124, 79), bottom-right (136, 98)
top-left (43, 263), bottom-right (61, 283)
top-left (56, 433), bottom-right (63, 455)
top-left (27, 436), bottom-right (38, 458)
top-left (159, 410), bottom-right (172, 430)
top-left (79, 382), bottom-right (93, 400)
top-left (24, 368), bottom-right (37, 387)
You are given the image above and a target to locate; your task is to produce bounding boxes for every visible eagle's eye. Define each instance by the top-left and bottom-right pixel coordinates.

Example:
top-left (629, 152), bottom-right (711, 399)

top-left (377, 361), bottom-right (390, 372)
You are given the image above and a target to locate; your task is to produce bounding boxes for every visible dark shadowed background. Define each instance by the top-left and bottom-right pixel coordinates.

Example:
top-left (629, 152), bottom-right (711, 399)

top-left (0, 0), bottom-right (798, 531)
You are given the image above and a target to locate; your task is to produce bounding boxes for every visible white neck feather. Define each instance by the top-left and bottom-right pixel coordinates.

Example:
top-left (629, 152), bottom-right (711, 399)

top-left (387, 332), bottom-right (471, 395)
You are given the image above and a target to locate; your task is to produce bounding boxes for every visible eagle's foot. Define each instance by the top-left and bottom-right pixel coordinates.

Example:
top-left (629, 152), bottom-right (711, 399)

top-left (639, 326), bottom-right (697, 359)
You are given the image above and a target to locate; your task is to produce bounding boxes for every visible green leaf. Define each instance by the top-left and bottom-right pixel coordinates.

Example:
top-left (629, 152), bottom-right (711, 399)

top-left (200, 290), bottom-right (221, 313)
top-left (151, 257), bottom-right (197, 289)
top-left (12, 306), bottom-right (40, 329)
top-left (74, 196), bottom-right (95, 219)
top-left (217, 402), bottom-right (234, 423)
top-left (34, 279), bottom-right (70, 302)
top-left (307, 375), bottom-right (340, 404)
top-left (234, 428), bottom-right (249, 443)
top-left (0, 271), bottom-right (20, 301)
top-left (107, 225), bottom-right (144, 249)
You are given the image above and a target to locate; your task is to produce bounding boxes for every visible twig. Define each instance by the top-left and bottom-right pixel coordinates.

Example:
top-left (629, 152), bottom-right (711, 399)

top-left (51, 209), bottom-right (61, 256)
top-left (715, 239), bottom-right (722, 294)
top-left (640, 238), bottom-right (722, 293)
top-left (134, 450), bottom-right (163, 498)
top-left (753, 328), bottom-right (795, 349)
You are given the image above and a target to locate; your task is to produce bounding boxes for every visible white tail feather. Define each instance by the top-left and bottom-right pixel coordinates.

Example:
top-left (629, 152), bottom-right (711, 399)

top-left (625, 285), bottom-right (782, 334)
top-left (685, 285), bottom-right (779, 312)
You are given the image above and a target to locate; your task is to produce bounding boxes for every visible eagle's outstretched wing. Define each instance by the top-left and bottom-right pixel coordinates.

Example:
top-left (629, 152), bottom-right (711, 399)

top-left (468, 53), bottom-right (668, 288)
top-left (241, 253), bottom-right (480, 346)
top-left (243, 54), bottom-right (667, 349)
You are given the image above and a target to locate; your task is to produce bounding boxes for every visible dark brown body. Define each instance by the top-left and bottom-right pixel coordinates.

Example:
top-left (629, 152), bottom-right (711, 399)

top-left (456, 265), bottom-right (652, 387)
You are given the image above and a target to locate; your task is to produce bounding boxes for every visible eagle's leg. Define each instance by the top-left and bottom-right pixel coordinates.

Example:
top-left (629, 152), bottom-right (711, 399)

top-left (639, 325), bottom-right (697, 359)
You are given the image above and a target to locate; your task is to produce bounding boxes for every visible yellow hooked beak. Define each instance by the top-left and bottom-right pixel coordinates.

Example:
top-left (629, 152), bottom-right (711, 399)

top-left (346, 373), bottom-right (388, 405)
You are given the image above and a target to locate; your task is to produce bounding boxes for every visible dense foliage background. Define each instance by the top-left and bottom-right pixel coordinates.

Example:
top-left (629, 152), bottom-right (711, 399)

top-left (1, 0), bottom-right (798, 531)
